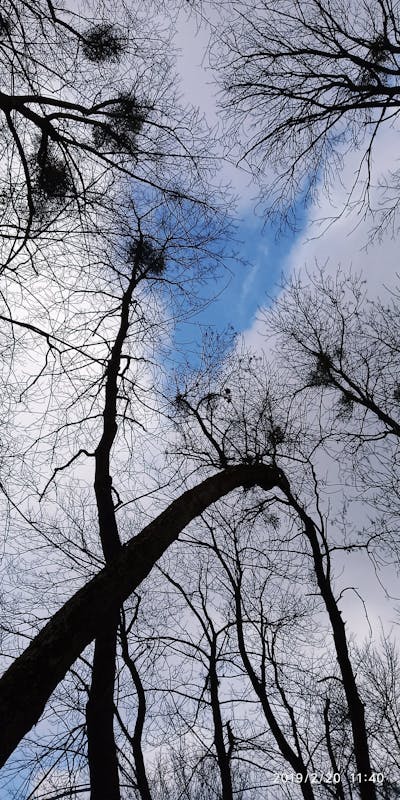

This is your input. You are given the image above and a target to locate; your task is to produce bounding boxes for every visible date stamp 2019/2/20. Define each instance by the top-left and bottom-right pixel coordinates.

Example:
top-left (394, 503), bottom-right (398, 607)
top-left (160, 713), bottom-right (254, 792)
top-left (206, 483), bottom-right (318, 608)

top-left (272, 772), bottom-right (385, 786)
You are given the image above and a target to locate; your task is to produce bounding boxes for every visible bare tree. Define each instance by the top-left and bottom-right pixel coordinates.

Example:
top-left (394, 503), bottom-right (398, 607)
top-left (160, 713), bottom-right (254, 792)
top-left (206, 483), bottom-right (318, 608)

top-left (265, 268), bottom-right (400, 563)
top-left (1, 289), bottom-right (400, 799)
top-left (0, 462), bottom-right (281, 768)
top-left (168, 350), bottom-right (399, 799)
top-left (211, 0), bottom-right (400, 231)
top-left (0, 2), bottom-right (230, 795)
top-left (0, 0), bottom-right (219, 273)
top-left (0, 6), bottom-right (400, 796)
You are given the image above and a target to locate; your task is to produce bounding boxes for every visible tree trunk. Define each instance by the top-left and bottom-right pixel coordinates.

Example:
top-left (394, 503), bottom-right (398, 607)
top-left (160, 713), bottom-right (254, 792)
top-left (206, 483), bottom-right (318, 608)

top-left (234, 589), bottom-right (315, 800)
top-left (86, 623), bottom-right (120, 800)
top-left (283, 483), bottom-right (376, 800)
top-left (0, 463), bottom-right (279, 769)
top-left (209, 640), bottom-right (234, 800)
top-left (86, 255), bottom-right (139, 800)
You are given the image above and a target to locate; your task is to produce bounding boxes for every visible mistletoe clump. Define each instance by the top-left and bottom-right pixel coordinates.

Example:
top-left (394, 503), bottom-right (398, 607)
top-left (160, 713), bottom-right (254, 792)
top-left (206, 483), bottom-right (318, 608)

top-left (92, 94), bottom-right (145, 155)
top-left (82, 24), bottom-right (125, 63)
top-left (32, 139), bottom-right (72, 203)
top-left (308, 352), bottom-right (333, 388)
top-left (127, 238), bottom-right (166, 276)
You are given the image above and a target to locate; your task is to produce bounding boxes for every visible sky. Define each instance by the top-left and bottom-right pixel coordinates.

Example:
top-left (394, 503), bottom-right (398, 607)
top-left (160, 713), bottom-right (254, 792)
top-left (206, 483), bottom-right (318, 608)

top-left (173, 10), bottom-right (306, 352)
top-left (4, 4), bottom-right (400, 796)
top-left (174, 8), bottom-right (400, 339)
top-left (172, 8), bottom-right (400, 641)
top-left (174, 8), bottom-right (400, 356)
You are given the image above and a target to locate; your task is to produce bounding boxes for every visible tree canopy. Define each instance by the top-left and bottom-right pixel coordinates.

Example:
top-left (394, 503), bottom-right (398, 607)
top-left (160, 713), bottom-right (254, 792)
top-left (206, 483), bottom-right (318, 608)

top-left (0, 2), bottom-right (399, 800)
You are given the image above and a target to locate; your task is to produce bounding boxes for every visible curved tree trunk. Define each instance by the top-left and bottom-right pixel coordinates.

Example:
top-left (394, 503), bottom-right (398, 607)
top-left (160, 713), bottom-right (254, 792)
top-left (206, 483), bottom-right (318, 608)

top-left (233, 586), bottom-right (315, 800)
top-left (0, 463), bottom-right (279, 769)
top-left (119, 622), bottom-right (153, 800)
top-left (0, 461), bottom-right (376, 800)
top-left (281, 479), bottom-right (377, 800)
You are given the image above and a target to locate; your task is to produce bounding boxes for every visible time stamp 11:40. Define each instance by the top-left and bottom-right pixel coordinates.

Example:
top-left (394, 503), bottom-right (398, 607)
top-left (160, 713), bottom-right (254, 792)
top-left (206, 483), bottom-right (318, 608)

top-left (273, 772), bottom-right (384, 785)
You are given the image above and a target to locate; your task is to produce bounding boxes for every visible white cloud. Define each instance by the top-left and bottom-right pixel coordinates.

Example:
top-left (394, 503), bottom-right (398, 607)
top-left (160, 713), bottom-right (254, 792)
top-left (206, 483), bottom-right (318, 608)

top-left (239, 261), bottom-right (259, 306)
top-left (174, 9), bottom-right (260, 212)
top-left (237, 125), bottom-right (400, 640)
top-left (242, 122), bottom-right (400, 352)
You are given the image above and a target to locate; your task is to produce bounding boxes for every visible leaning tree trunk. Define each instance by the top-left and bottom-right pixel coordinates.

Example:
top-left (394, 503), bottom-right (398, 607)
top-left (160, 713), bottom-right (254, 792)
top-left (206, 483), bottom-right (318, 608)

top-left (0, 463), bottom-right (279, 768)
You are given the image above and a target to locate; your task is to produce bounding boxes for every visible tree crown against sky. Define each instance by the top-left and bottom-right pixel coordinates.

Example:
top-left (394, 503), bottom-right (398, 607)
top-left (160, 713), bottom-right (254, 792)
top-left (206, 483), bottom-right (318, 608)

top-left (0, 0), bottom-right (227, 275)
top-left (2, 272), bottom-right (400, 800)
top-left (210, 0), bottom-right (400, 234)
top-left (0, 2), bottom-right (399, 800)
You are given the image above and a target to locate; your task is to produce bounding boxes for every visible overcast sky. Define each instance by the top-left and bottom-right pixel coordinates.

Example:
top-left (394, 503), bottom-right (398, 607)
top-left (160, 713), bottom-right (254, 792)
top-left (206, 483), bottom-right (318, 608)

top-left (4, 6), bottom-right (400, 798)
top-left (175, 8), bottom-right (400, 343)
top-left (172, 9), bottom-right (400, 641)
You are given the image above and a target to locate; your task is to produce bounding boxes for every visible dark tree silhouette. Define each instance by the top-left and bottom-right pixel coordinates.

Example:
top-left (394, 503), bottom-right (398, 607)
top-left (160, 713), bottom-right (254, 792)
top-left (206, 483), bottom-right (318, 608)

top-left (0, 0), bottom-right (214, 270)
top-left (213, 0), bottom-right (400, 231)
top-left (0, 4), bottom-right (399, 799)
top-left (0, 462), bottom-right (280, 769)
